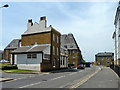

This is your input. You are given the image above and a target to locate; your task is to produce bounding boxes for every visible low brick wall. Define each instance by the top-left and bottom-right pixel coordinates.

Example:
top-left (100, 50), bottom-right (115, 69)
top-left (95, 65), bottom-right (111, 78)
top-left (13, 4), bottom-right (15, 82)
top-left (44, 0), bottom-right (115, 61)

top-left (41, 59), bottom-right (52, 72)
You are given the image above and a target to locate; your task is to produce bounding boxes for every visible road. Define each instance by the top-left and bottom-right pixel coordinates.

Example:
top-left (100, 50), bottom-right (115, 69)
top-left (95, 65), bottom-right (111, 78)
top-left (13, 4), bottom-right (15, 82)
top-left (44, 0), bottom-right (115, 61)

top-left (1, 65), bottom-right (119, 89)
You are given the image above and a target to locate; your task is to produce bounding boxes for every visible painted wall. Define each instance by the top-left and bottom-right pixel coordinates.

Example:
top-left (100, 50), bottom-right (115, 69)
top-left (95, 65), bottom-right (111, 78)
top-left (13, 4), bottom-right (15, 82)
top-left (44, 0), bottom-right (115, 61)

top-left (16, 53), bottom-right (42, 71)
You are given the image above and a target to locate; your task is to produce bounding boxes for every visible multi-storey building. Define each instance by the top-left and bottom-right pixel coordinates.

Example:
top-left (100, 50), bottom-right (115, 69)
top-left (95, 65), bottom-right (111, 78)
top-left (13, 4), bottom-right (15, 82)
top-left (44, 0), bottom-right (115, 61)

top-left (11, 16), bottom-right (61, 71)
top-left (4, 39), bottom-right (21, 61)
top-left (95, 52), bottom-right (114, 67)
top-left (113, 1), bottom-right (120, 66)
top-left (61, 33), bottom-right (82, 68)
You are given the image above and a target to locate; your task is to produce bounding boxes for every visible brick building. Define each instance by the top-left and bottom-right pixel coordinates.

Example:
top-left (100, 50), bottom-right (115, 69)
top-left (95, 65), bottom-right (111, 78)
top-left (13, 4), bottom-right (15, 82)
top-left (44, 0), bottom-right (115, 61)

top-left (61, 33), bottom-right (82, 68)
top-left (4, 39), bottom-right (21, 61)
top-left (11, 16), bottom-right (61, 71)
top-left (95, 52), bottom-right (114, 67)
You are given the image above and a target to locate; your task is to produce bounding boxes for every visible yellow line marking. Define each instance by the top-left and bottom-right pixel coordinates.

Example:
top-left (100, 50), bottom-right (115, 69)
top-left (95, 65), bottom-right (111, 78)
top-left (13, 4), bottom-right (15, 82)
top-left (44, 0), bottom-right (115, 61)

top-left (71, 67), bottom-right (101, 88)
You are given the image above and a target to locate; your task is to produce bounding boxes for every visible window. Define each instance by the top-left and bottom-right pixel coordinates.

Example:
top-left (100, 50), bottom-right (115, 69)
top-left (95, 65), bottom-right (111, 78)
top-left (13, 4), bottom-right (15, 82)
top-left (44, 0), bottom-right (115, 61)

top-left (73, 62), bottom-right (75, 64)
top-left (60, 56), bottom-right (62, 65)
top-left (27, 54), bottom-right (31, 59)
top-left (64, 45), bottom-right (67, 48)
top-left (73, 56), bottom-right (75, 59)
top-left (53, 59), bottom-right (56, 68)
top-left (70, 45), bottom-right (73, 48)
top-left (53, 46), bottom-right (55, 55)
top-left (63, 57), bottom-right (65, 65)
top-left (73, 50), bottom-right (75, 54)
top-left (57, 48), bottom-right (59, 56)
top-left (101, 57), bottom-right (103, 60)
top-left (32, 54), bottom-right (37, 58)
top-left (57, 36), bottom-right (59, 43)
top-left (53, 33), bottom-right (55, 42)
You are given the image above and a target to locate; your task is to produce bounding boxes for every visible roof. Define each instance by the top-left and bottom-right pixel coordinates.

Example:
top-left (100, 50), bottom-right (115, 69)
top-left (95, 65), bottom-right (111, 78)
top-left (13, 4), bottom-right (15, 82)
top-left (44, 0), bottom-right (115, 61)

top-left (4, 39), bottom-right (21, 50)
top-left (11, 44), bottom-right (50, 54)
top-left (95, 52), bottom-right (114, 57)
top-left (61, 33), bottom-right (79, 50)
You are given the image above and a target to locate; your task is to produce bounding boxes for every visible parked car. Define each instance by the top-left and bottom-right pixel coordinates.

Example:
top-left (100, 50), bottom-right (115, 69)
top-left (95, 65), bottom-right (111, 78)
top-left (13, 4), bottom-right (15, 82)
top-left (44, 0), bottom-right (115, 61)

top-left (77, 64), bottom-right (85, 69)
top-left (85, 63), bottom-right (91, 67)
top-left (0, 60), bottom-right (9, 63)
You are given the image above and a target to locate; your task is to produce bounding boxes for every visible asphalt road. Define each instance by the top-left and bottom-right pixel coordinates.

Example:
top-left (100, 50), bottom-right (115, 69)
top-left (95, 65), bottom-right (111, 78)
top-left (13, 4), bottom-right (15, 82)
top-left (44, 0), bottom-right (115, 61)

top-left (1, 65), bottom-right (119, 89)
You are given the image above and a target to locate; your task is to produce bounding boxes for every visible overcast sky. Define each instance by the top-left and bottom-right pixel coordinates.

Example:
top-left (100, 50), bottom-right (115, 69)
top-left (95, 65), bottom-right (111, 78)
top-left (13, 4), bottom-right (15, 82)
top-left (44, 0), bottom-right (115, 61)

top-left (1, 1), bottom-right (118, 62)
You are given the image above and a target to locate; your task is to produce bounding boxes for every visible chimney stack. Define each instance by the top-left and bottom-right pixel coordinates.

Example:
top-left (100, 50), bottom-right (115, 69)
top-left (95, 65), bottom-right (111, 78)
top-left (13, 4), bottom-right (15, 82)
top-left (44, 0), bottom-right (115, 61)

top-left (27, 19), bottom-right (33, 29)
top-left (39, 16), bottom-right (47, 28)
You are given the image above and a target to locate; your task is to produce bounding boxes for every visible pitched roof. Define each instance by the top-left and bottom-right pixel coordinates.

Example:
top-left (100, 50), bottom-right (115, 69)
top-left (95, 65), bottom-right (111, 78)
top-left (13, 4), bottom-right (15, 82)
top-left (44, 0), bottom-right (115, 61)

top-left (11, 44), bottom-right (50, 54)
top-left (61, 33), bottom-right (79, 50)
top-left (5, 39), bottom-right (21, 50)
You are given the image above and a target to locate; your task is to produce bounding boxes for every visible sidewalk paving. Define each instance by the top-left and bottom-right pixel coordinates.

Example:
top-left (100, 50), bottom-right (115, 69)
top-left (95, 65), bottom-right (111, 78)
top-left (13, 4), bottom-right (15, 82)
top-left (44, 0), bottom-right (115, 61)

top-left (79, 67), bottom-right (119, 88)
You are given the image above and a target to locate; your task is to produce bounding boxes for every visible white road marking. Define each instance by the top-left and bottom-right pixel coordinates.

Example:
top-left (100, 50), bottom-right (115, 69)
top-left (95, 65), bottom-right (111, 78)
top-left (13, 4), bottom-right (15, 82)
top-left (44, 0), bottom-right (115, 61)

top-left (19, 82), bottom-right (41, 88)
top-left (50, 75), bottom-right (65, 81)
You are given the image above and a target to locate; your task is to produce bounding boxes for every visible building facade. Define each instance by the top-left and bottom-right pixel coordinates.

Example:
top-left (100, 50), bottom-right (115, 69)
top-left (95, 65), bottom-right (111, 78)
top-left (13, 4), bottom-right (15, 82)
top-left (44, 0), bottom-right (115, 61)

top-left (95, 52), bottom-right (114, 67)
top-left (61, 33), bottom-right (82, 68)
top-left (60, 46), bottom-right (68, 68)
top-left (4, 39), bottom-right (21, 61)
top-left (113, 2), bottom-right (120, 66)
top-left (0, 50), bottom-right (3, 60)
top-left (11, 16), bottom-right (61, 71)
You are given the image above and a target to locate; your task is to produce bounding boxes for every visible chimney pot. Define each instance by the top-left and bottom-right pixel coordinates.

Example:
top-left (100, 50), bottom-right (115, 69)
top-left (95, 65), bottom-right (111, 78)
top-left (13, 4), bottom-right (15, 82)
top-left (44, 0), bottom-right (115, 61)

top-left (40, 16), bottom-right (46, 21)
top-left (28, 19), bottom-right (32, 23)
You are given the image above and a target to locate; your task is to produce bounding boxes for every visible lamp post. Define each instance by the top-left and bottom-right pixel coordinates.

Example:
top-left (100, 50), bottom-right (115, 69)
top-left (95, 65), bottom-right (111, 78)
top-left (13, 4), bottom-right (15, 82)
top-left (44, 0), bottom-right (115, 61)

top-left (0, 4), bottom-right (9, 8)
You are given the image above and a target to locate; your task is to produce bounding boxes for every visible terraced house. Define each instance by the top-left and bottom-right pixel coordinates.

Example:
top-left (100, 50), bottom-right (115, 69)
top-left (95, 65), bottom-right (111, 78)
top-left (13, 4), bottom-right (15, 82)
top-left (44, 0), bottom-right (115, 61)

top-left (61, 33), bottom-right (82, 68)
top-left (11, 16), bottom-right (61, 71)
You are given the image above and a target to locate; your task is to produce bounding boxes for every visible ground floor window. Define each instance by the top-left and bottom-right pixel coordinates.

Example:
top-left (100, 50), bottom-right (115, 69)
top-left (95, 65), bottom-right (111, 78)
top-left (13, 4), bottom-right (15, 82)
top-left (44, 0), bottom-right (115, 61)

top-left (27, 54), bottom-right (37, 59)
top-left (53, 59), bottom-right (56, 68)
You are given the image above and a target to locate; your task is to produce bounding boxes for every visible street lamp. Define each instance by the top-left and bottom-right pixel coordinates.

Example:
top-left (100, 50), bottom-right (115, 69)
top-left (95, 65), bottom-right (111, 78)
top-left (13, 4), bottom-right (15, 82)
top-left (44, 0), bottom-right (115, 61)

top-left (0, 4), bottom-right (9, 8)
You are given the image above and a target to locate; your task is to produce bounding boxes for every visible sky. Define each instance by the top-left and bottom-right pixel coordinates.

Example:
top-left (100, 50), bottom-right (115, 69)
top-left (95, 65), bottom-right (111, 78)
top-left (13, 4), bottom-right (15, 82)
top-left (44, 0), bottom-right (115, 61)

top-left (0, 1), bottom-right (118, 62)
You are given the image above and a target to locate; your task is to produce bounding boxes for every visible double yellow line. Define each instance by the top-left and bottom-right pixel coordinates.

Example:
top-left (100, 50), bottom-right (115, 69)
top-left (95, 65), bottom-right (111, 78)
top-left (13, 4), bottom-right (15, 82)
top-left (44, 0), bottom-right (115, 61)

top-left (71, 67), bottom-right (101, 88)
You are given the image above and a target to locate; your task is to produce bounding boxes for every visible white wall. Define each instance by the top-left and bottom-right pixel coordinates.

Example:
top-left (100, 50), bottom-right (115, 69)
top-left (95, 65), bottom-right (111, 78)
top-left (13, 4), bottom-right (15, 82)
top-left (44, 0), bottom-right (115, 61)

top-left (16, 53), bottom-right (42, 71)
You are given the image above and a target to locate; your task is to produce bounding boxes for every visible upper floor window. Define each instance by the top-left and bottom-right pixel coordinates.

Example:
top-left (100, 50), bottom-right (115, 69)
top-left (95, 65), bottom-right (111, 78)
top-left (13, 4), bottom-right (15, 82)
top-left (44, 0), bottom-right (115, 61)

top-left (73, 50), bottom-right (75, 54)
top-left (57, 48), bottom-right (59, 56)
top-left (53, 33), bottom-right (55, 42)
top-left (70, 45), bottom-right (73, 48)
top-left (64, 45), bottom-right (67, 48)
top-left (57, 36), bottom-right (59, 43)
top-left (53, 46), bottom-right (55, 55)
top-left (73, 56), bottom-right (75, 59)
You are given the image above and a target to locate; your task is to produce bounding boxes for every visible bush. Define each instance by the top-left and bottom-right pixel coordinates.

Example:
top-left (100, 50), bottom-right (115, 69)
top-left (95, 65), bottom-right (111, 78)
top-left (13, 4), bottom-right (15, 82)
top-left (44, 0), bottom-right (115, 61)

top-left (1, 63), bottom-right (18, 70)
